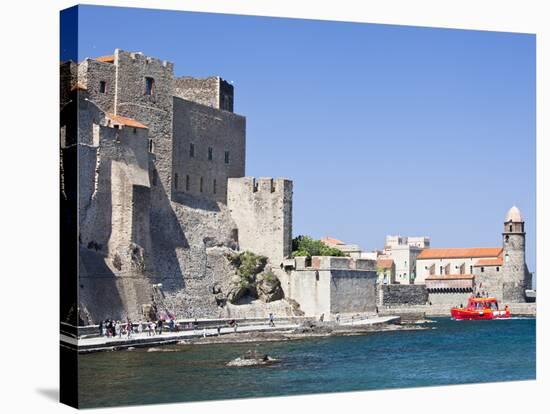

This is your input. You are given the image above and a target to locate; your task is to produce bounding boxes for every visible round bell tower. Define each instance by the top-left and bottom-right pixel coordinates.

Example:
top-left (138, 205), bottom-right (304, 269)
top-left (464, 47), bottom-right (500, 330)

top-left (502, 206), bottom-right (527, 302)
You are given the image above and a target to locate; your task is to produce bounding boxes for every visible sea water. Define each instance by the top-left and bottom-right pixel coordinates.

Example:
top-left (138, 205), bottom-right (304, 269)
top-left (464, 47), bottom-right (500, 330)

top-left (78, 317), bottom-right (536, 408)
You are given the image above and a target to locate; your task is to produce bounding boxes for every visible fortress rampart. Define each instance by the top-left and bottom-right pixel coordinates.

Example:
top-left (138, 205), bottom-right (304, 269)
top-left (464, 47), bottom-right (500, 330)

top-left (227, 177), bottom-right (293, 263)
top-left (288, 256), bottom-right (377, 318)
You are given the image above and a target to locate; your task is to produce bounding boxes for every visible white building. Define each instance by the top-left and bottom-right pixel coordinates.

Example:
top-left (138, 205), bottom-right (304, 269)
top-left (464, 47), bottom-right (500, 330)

top-left (383, 235), bottom-right (430, 284)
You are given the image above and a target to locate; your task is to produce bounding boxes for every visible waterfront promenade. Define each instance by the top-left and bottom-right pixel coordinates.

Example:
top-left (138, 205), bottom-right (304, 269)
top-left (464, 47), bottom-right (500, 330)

top-left (61, 315), bottom-right (400, 353)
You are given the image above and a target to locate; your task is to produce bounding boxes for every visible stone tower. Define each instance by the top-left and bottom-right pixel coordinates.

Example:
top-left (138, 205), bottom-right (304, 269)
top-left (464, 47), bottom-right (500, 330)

top-left (502, 206), bottom-right (528, 302)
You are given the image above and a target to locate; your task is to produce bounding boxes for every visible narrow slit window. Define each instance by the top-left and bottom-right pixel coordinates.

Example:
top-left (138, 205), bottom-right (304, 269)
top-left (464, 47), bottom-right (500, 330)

top-left (148, 139), bottom-right (154, 153)
top-left (174, 173), bottom-right (178, 190)
top-left (99, 81), bottom-right (106, 93)
top-left (189, 143), bottom-right (195, 158)
top-left (145, 77), bottom-right (155, 96)
top-left (208, 147), bottom-right (213, 161)
top-left (213, 179), bottom-right (217, 194)
top-left (185, 175), bottom-right (190, 191)
top-left (200, 177), bottom-right (203, 193)
top-left (224, 151), bottom-right (230, 164)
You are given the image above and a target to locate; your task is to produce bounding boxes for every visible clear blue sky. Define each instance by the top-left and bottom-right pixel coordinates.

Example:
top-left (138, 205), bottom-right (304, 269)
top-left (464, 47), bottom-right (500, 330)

top-left (63, 5), bottom-right (536, 273)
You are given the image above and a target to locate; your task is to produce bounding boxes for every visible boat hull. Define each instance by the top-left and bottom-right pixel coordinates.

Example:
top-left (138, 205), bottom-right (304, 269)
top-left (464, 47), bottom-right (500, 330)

top-left (451, 308), bottom-right (511, 320)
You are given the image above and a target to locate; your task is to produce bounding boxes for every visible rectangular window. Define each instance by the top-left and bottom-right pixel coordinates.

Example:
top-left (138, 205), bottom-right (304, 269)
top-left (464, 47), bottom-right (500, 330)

top-left (185, 175), bottom-right (190, 191)
top-left (99, 81), bottom-right (106, 93)
top-left (213, 179), bottom-right (217, 194)
top-left (189, 143), bottom-right (195, 158)
top-left (145, 77), bottom-right (155, 96)
top-left (224, 151), bottom-right (230, 164)
top-left (208, 147), bottom-right (213, 161)
top-left (200, 177), bottom-right (203, 193)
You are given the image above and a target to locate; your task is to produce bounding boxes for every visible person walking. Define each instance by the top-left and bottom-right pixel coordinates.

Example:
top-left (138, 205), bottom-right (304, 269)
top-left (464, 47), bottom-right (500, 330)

top-left (268, 313), bottom-right (275, 327)
top-left (157, 319), bottom-right (163, 335)
top-left (98, 320), bottom-right (104, 337)
top-left (126, 319), bottom-right (132, 338)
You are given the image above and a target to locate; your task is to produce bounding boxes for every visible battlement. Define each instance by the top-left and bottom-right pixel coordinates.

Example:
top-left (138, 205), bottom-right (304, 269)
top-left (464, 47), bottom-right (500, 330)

top-left (228, 177), bottom-right (292, 195)
top-left (293, 256), bottom-right (376, 271)
top-left (227, 176), bottom-right (293, 262)
top-left (113, 49), bottom-right (174, 71)
top-left (174, 76), bottom-right (233, 112)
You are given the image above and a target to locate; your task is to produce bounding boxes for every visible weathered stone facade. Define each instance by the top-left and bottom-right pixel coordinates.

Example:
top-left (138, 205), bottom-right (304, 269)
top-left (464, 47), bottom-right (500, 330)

top-left (174, 76), bottom-right (234, 112)
top-left (377, 285), bottom-right (428, 306)
top-left (61, 49), bottom-right (295, 323)
top-left (227, 177), bottom-right (293, 264)
top-left (172, 97), bottom-right (245, 203)
top-left (288, 256), bottom-right (377, 317)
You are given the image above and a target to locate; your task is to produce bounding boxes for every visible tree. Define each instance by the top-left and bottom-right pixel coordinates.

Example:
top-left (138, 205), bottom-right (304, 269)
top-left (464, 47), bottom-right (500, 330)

top-left (291, 235), bottom-right (347, 258)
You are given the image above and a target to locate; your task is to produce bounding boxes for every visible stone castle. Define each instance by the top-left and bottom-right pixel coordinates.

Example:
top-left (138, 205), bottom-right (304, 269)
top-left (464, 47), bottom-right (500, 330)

top-left (60, 49), bottom-right (530, 324)
top-left (60, 49), bottom-right (297, 323)
top-left (60, 49), bottom-right (378, 323)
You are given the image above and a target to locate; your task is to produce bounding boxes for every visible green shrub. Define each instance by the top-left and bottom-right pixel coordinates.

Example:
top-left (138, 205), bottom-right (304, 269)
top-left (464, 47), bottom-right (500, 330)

top-left (291, 235), bottom-right (347, 258)
top-left (230, 251), bottom-right (268, 278)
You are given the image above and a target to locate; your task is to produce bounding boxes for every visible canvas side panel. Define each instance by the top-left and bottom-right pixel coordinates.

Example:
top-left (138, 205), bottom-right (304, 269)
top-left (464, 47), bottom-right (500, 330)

top-left (59, 5), bottom-right (79, 409)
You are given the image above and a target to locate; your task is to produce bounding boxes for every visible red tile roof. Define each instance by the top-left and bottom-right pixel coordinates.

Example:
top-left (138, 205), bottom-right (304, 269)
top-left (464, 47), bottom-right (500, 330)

top-left (321, 237), bottom-right (345, 246)
top-left (94, 55), bottom-right (115, 63)
top-left (106, 113), bottom-right (148, 129)
top-left (425, 274), bottom-right (475, 280)
top-left (474, 257), bottom-right (503, 267)
top-left (377, 259), bottom-right (394, 269)
top-left (417, 247), bottom-right (502, 260)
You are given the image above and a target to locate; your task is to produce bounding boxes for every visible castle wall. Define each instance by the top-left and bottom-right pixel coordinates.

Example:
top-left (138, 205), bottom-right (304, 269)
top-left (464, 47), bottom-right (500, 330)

top-left (174, 76), bottom-right (234, 112)
top-left (290, 257), bottom-right (377, 317)
top-left (330, 270), bottom-right (377, 314)
top-left (113, 49), bottom-right (174, 199)
top-left (427, 291), bottom-right (472, 306)
top-left (77, 59), bottom-right (116, 113)
top-left (289, 270), bottom-right (331, 317)
top-left (377, 285), bottom-right (428, 306)
top-left (172, 97), bottom-right (245, 203)
top-left (227, 177), bottom-right (293, 264)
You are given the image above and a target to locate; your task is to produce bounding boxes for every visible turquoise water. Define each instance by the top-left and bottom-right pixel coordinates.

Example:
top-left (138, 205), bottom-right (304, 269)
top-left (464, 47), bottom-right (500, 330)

top-left (78, 318), bottom-right (536, 408)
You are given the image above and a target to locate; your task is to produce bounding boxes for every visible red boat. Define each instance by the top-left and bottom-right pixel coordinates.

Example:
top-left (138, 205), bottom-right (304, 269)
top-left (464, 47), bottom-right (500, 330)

top-left (451, 297), bottom-right (510, 320)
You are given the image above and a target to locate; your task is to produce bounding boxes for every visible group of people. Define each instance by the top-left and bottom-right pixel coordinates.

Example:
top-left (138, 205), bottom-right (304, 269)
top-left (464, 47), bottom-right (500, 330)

top-left (98, 319), bottom-right (134, 339)
top-left (97, 313), bottom-right (278, 340)
top-left (98, 318), bottom-right (178, 339)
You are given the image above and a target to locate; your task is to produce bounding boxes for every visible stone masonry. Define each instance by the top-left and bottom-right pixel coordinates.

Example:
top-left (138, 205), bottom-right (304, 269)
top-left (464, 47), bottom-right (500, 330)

top-left (61, 49), bottom-right (295, 323)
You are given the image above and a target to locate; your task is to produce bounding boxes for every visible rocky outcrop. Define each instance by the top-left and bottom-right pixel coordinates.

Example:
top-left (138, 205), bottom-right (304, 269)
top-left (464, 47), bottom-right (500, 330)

top-left (221, 252), bottom-right (285, 305)
top-left (256, 271), bottom-right (284, 302)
